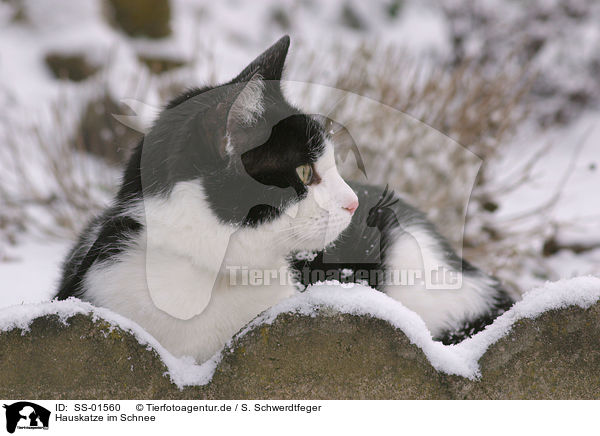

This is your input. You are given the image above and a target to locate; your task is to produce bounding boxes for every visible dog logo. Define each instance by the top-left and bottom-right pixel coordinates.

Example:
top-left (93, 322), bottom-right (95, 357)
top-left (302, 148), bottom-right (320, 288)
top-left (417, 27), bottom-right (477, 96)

top-left (3, 402), bottom-right (50, 433)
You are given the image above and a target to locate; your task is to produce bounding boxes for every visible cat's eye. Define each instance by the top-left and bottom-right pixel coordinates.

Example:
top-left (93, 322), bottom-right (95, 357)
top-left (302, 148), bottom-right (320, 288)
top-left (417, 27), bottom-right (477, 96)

top-left (296, 164), bottom-right (313, 185)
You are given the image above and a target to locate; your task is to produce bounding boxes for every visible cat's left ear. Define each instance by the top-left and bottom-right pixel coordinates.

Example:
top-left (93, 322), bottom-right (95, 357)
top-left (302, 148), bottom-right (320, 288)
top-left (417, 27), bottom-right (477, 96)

top-left (234, 35), bottom-right (290, 83)
top-left (219, 36), bottom-right (291, 158)
top-left (221, 73), bottom-right (269, 157)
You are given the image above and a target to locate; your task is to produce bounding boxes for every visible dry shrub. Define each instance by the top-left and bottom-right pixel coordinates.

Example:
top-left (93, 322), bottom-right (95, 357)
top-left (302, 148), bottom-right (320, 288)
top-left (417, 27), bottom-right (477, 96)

top-left (0, 62), bottom-right (198, 250)
top-left (75, 93), bottom-right (143, 164)
top-left (441, 0), bottom-right (600, 126)
top-left (138, 55), bottom-right (186, 75)
top-left (0, 99), bottom-right (118, 244)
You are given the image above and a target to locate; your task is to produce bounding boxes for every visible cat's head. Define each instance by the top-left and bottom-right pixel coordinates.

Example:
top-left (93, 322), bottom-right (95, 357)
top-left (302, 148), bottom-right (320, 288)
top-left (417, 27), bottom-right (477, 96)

top-left (142, 36), bottom-right (358, 254)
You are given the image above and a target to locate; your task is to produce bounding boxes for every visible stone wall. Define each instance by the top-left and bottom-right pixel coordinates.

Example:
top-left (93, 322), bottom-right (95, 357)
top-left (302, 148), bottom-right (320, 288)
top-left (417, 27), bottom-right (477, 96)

top-left (1, 303), bottom-right (598, 399)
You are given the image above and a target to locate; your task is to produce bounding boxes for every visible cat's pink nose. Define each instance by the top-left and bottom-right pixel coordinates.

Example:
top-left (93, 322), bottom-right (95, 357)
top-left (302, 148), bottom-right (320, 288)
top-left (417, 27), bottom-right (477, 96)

top-left (343, 199), bottom-right (359, 214)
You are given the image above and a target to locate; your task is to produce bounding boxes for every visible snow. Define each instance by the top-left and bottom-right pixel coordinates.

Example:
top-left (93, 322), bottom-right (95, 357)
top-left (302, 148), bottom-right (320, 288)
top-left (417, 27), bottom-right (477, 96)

top-left (293, 250), bottom-right (318, 261)
top-left (0, 238), bottom-right (69, 306)
top-left (494, 111), bottom-right (600, 229)
top-left (1, 276), bottom-right (599, 387)
top-left (486, 110), bottom-right (600, 288)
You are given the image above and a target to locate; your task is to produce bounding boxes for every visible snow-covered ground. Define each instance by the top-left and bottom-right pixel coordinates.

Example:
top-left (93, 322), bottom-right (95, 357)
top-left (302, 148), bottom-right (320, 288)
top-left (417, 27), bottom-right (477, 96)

top-left (488, 111), bottom-right (600, 289)
top-left (0, 238), bottom-right (69, 307)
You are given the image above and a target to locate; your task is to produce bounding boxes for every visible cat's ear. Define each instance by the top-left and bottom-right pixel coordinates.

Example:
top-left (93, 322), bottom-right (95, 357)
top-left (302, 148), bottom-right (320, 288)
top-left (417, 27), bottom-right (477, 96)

top-left (220, 73), bottom-right (269, 157)
top-left (234, 35), bottom-right (290, 83)
top-left (228, 73), bottom-right (266, 129)
top-left (215, 36), bottom-right (290, 159)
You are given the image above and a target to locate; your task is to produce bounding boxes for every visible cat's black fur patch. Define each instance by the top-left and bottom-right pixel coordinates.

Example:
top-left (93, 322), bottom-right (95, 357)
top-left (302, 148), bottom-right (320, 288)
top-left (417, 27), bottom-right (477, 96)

top-left (56, 205), bottom-right (142, 300)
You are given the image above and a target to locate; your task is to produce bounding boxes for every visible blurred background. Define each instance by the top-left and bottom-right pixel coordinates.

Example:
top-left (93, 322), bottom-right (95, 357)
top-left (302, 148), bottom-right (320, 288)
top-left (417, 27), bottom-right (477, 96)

top-left (0, 0), bottom-right (599, 305)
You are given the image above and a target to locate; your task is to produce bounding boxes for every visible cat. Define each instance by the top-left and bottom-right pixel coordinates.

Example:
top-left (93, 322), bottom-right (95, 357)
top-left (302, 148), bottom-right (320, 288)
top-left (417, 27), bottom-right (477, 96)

top-left (55, 35), bottom-right (514, 364)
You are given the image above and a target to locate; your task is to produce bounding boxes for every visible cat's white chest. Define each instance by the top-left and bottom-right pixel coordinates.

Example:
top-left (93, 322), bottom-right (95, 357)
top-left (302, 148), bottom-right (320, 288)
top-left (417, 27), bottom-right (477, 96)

top-left (83, 244), bottom-right (295, 363)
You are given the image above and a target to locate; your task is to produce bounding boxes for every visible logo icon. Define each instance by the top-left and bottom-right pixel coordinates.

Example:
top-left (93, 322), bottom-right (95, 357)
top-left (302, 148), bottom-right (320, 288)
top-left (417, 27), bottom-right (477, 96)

top-left (3, 402), bottom-right (50, 434)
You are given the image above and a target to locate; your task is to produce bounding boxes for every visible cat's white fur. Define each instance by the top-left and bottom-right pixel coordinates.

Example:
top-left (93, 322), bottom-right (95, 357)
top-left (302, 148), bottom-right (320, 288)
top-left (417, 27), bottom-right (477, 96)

top-left (382, 226), bottom-right (499, 337)
top-left (83, 140), bottom-right (358, 363)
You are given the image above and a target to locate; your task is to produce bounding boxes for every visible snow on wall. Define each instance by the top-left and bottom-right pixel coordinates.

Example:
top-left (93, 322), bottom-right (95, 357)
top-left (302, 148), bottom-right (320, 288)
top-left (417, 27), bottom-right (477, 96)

top-left (1, 276), bottom-right (599, 388)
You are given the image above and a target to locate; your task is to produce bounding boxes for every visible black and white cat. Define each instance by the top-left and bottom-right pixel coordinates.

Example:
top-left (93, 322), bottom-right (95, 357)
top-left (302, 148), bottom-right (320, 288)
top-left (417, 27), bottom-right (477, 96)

top-left (56, 36), bottom-right (514, 363)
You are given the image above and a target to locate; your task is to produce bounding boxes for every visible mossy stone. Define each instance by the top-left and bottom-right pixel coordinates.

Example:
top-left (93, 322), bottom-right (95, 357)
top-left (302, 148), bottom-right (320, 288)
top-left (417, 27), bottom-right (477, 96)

top-left (45, 54), bottom-right (100, 82)
top-left (1, 303), bottom-right (599, 399)
top-left (74, 94), bottom-right (143, 164)
top-left (205, 312), bottom-right (451, 399)
top-left (106, 0), bottom-right (171, 39)
top-left (0, 314), bottom-right (178, 399)
top-left (450, 304), bottom-right (600, 399)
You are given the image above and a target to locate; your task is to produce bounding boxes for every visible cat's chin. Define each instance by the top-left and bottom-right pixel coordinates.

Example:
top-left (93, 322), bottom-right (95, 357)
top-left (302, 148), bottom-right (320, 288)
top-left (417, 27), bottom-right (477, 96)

top-left (293, 216), bottom-right (352, 252)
